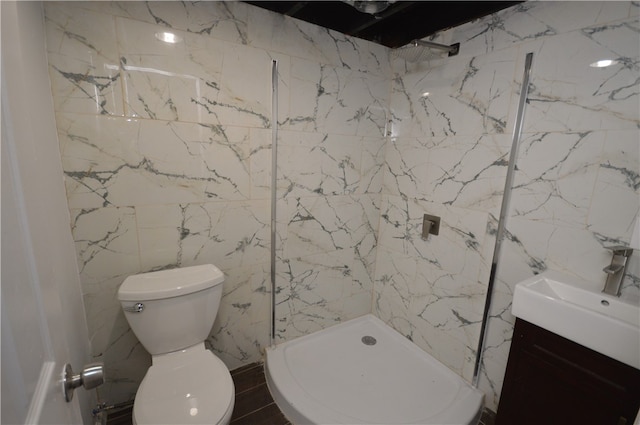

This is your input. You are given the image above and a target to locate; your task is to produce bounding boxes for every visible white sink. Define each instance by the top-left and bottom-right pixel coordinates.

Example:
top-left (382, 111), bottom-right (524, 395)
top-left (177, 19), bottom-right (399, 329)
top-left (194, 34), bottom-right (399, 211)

top-left (512, 270), bottom-right (640, 369)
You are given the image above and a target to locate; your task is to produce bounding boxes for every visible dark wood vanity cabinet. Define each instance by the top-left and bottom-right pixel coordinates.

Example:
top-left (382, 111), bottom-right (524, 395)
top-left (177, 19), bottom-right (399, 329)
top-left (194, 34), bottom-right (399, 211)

top-left (496, 318), bottom-right (640, 425)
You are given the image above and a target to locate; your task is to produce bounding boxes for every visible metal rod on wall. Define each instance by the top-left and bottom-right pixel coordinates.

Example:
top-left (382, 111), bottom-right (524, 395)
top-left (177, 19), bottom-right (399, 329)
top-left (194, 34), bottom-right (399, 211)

top-left (270, 59), bottom-right (278, 347)
top-left (472, 52), bottom-right (534, 388)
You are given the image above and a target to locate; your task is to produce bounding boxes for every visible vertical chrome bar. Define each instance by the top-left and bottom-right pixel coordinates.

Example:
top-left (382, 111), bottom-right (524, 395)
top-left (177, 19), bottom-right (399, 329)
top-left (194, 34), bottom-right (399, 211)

top-left (270, 60), bottom-right (278, 347)
top-left (473, 52), bottom-right (534, 388)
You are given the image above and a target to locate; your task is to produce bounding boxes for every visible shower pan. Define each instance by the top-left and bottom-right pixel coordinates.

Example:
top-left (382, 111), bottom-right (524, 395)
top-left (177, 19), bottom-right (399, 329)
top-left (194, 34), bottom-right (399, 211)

top-left (265, 314), bottom-right (483, 424)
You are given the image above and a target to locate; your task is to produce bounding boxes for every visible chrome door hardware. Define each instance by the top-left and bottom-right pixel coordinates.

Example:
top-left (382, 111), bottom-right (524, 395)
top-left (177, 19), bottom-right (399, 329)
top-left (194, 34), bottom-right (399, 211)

top-left (63, 362), bottom-right (105, 402)
top-left (123, 302), bottom-right (144, 313)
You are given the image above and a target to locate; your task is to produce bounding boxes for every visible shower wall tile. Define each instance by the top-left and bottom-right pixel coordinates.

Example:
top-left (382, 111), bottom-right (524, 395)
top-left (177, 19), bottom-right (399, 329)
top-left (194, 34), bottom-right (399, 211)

top-left (359, 136), bottom-right (388, 194)
top-left (390, 48), bottom-right (517, 138)
top-left (285, 57), bottom-right (389, 137)
top-left (382, 137), bottom-right (431, 199)
top-left (276, 131), bottom-right (362, 198)
top-left (421, 134), bottom-right (511, 214)
top-left (282, 194), bottom-right (379, 260)
top-left (274, 193), bottom-right (380, 342)
top-left (374, 195), bottom-right (491, 381)
top-left (510, 131), bottom-right (605, 229)
top-left (373, 245), bottom-right (484, 381)
top-left (520, 25), bottom-right (640, 133)
top-left (437, 2), bottom-right (633, 58)
top-left (381, 0), bottom-right (639, 411)
top-left (377, 196), bottom-right (491, 283)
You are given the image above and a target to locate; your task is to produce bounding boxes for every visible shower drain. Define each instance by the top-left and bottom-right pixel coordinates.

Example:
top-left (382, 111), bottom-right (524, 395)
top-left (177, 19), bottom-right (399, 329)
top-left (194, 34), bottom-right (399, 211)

top-left (361, 335), bottom-right (377, 346)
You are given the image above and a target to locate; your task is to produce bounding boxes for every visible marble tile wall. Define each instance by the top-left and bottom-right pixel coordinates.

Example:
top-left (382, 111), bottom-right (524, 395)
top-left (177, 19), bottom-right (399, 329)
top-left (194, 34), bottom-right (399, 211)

top-left (44, 1), bottom-right (389, 403)
top-left (379, 1), bottom-right (638, 411)
top-left (44, 0), bottom-right (638, 412)
top-left (376, 41), bottom-right (516, 384)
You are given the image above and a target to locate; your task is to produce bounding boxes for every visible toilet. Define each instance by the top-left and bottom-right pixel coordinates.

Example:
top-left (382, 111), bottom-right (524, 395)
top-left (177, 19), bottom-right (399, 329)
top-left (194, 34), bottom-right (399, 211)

top-left (118, 264), bottom-right (235, 425)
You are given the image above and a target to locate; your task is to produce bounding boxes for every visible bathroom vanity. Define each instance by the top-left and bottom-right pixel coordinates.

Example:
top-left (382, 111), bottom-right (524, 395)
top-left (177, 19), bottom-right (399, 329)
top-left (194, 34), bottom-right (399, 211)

top-left (496, 318), bottom-right (640, 425)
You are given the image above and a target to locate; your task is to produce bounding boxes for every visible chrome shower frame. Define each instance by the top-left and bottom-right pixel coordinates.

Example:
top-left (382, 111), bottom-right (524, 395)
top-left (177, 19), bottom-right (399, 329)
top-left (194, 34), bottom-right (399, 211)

top-left (472, 52), bottom-right (535, 388)
top-left (270, 60), bottom-right (278, 346)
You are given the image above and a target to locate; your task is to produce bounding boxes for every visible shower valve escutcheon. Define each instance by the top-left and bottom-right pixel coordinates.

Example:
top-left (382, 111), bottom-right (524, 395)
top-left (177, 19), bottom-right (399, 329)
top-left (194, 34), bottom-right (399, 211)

top-left (422, 214), bottom-right (441, 240)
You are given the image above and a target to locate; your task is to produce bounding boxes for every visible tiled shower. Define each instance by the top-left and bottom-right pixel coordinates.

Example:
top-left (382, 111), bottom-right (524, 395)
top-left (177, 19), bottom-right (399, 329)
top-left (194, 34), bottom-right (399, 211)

top-left (44, 0), bottom-right (638, 412)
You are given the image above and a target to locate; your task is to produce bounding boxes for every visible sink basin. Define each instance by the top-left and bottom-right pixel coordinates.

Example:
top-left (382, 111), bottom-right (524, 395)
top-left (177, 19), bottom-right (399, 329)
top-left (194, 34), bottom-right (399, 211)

top-left (512, 270), bottom-right (640, 369)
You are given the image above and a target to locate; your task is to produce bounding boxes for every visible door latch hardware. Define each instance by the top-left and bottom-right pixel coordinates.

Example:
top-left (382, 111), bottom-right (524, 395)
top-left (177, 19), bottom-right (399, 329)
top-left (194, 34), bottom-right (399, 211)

top-left (63, 362), bottom-right (105, 402)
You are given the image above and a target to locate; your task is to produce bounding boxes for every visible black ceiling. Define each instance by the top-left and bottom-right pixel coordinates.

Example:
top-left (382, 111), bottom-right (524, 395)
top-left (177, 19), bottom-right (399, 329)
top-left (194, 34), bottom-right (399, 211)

top-left (245, 1), bottom-right (522, 48)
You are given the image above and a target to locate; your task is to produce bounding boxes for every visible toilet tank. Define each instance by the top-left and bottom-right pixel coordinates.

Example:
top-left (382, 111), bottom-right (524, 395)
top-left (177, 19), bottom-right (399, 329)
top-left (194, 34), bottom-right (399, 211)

top-left (118, 265), bottom-right (225, 355)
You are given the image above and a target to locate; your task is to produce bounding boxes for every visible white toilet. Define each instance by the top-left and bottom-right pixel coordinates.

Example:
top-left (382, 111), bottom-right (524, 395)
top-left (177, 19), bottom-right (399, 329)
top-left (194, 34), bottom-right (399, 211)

top-left (118, 264), bottom-right (235, 425)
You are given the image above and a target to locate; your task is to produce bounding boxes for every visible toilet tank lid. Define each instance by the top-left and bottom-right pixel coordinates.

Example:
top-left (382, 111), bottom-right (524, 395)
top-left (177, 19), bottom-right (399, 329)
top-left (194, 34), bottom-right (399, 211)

top-left (118, 264), bottom-right (224, 301)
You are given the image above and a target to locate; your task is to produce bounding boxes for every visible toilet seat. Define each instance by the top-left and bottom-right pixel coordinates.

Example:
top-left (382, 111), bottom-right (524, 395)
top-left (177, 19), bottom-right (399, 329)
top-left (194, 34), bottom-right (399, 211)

top-left (133, 344), bottom-right (235, 425)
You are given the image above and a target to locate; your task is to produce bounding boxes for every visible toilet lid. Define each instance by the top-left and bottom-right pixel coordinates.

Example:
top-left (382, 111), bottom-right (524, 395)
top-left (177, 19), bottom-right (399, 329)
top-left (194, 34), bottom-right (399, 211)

top-left (134, 347), bottom-right (234, 424)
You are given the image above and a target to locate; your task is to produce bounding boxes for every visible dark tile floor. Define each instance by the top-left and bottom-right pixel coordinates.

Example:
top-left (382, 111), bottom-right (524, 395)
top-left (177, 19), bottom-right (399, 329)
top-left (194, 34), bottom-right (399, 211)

top-left (107, 362), bottom-right (495, 425)
top-left (229, 362), bottom-right (290, 425)
top-left (106, 362), bottom-right (289, 425)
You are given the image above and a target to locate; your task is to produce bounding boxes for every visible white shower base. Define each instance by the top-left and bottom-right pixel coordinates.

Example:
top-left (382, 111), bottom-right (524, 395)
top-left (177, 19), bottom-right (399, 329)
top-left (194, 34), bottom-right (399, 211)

top-left (265, 314), bottom-right (484, 425)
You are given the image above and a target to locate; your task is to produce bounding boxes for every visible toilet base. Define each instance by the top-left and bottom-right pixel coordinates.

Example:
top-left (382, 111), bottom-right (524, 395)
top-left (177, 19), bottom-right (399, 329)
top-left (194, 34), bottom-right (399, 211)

top-left (133, 344), bottom-right (235, 425)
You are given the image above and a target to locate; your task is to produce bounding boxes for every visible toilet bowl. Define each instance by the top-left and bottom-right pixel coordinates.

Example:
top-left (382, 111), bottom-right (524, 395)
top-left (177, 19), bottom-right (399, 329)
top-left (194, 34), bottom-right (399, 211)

top-left (118, 264), bottom-right (235, 425)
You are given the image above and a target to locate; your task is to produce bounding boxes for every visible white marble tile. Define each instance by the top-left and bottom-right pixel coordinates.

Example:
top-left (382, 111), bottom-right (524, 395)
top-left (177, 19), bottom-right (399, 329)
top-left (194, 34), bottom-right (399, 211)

top-left (373, 245), bottom-right (418, 311)
top-left (68, 1), bottom-right (250, 45)
top-left (141, 120), bottom-right (252, 201)
top-left (59, 114), bottom-right (255, 207)
top-left (588, 130), bottom-right (640, 240)
top-left (274, 301), bottom-right (354, 343)
top-left (442, 2), bottom-right (633, 59)
top-left (510, 131), bottom-right (605, 229)
top-left (210, 263), bottom-right (270, 369)
top-left (118, 16), bottom-right (289, 127)
top-left (360, 137), bottom-right (387, 194)
top-left (382, 137), bottom-right (431, 199)
top-left (622, 253), bottom-right (640, 299)
top-left (70, 207), bottom-right (141, 284)
top-left (282, 194), bottom-right (379, 260)
top-left (422, 134), bottom-right (511, 214)
top-left (276, 131), bottom-right (362, 198)
top-left (214, 43), bottom-right (290, 128)
top-left (136, 200), bottom-right (269, 273)
top-left (56, 113), bottom-right (141, 208)
top-left (520, 20), bottom-right (640, 133)
top-left (285, 57), bottom-right (389, 137)
top-left (391, 48), bottom-right (516, 138)
top-left (44, 3), bottom-right (124, 116)
top-left (47, 0), bottom-right (640, 409)
top-left (378, 197), bottom-right (490, 284)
